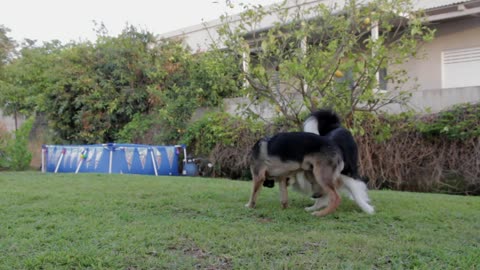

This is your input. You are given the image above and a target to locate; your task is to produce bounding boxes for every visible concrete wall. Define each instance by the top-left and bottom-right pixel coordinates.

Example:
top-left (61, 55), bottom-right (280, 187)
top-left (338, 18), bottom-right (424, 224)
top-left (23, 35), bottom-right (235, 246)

top-left (221, 86), bottom-right (480, 118)
top-left (223, 97), bottom-right (280, 120)
top-left (385, 86), bottom-right (480, 113)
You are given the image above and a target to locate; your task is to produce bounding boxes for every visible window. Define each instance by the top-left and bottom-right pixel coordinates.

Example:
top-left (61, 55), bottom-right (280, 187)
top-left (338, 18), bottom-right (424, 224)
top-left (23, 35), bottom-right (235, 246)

top-left (442, 46), bottom-right (480, 88)
top-left (335, 67), bottom-right (387, 91)
top-left (379, 67), bottom-right (387, 90)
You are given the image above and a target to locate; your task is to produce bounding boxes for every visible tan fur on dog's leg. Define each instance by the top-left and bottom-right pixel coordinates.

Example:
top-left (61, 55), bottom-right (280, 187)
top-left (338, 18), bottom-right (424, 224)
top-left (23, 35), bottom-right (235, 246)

top-left (312, 188), bottom-right (341, 217)
top-left (311, 162), bottom-right (342, 217)
top-left (278, 177), bottom-right (289, 209)
top-left (245, 168), bottom-right (266, 208)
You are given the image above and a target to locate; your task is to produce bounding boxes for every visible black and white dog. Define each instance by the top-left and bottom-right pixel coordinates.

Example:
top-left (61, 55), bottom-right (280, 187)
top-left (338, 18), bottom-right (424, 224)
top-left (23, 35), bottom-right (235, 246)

top-left (293, 109), bottom-right (375, 214)
top-left (246, 132), bottom-right (345, 217)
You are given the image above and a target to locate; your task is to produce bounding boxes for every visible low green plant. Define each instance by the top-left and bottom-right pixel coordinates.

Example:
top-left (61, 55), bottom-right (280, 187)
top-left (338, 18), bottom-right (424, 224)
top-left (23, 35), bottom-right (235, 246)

top-left (416, 103), bottom-right (480, 140)
top-left (0, 117), bottom-right (33, 170)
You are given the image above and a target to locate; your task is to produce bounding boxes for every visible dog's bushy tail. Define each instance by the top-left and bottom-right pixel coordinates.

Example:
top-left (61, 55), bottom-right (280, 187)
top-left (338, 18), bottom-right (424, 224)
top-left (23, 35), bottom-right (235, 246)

top-left (341, 175), bottom-right (375, 214)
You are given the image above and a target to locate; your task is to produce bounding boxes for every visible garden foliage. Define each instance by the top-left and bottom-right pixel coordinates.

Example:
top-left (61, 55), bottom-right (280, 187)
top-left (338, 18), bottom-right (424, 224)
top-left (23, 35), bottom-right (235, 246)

top-left (0, 26), bottom-right (241, 145)
top-left (0, 117), bottom-right (33, 170)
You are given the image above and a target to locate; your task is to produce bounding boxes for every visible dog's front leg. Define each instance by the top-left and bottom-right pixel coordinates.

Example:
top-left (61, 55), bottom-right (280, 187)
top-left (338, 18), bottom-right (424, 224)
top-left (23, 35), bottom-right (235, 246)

top-left (278, 176), bottom-right (289, 209)
top-left (245, 168), bottom-right (266, 208)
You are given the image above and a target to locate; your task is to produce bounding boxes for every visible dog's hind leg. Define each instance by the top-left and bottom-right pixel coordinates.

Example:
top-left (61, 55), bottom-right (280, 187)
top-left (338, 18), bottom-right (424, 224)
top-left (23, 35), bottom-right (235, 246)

top-left (301, 171), bottom-right (329, 211)
top-left (305, 195), bottom-right (329, 211)
top-left (278, 176), bottom-right (289, 209)
top-left (245, 167), bottom-right (266, 208)
top-left (311, 186), bottom-right (340, 217)
top-left (311, 160), bottom-right (342, 217)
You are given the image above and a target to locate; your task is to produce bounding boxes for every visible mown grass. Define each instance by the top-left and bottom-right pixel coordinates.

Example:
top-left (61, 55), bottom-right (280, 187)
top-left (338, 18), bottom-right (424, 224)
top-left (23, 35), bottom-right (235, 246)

top-left (0, 172), bottom-right (479, 269)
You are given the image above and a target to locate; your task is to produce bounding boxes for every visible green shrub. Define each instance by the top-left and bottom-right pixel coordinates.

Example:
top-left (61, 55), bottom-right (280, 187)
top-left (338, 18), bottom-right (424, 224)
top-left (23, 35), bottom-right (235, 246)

top-left (0, 117), bottom-right (33, 171)
top-left (116, 113), bottom-right (157, 144)
top-left (155, 86), bottom-right (201, 144)
top-left (180, 111), bottom-right (264, 157)
top-left (179, 111), bottom-right (266, 179)
top-left (416, 103), bottom-right (480, 140)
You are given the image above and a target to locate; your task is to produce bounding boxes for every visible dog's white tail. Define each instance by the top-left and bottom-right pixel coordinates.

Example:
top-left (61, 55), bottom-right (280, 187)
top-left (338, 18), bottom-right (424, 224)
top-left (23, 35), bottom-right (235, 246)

top-left (340, 175), bottom-right (375, 214)
top-left (303, 116), bottom-right (319, 134)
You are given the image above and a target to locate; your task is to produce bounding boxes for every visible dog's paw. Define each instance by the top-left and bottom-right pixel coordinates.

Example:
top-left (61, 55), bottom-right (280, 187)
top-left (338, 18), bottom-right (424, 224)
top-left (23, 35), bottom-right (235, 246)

top-left (245, 202), bottom-right (255, 208)
top-left (311, 210), bottom-right (328, 217)
top-left (305, 205), bottom-right (318, 212)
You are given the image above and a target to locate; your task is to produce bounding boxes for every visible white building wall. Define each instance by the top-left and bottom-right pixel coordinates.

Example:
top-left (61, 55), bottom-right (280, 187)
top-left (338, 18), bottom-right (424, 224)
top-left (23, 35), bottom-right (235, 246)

top-left (397, 16), bottom-right (480, 91)
top-left (159, 0), bottom-right (344, 51)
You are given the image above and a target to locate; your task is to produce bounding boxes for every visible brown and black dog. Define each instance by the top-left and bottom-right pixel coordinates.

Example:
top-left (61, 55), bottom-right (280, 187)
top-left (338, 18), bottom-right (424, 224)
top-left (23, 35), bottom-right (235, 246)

top-left (245, 132), bottom-right (344, 217)
top-left (262, 109), bottom-right (375, 215)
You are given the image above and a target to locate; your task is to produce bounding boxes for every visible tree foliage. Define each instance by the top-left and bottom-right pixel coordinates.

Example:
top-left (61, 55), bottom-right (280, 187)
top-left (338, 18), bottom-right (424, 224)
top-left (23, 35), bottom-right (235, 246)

top-left (0, 25), bottom-right (16, 67)
top-left (42, 28), bottom-right (157, 143)
top-left (0, 41), bottom-right (62, 118)
top-left (215, 0), bottom-right (435, 128)
top-left (0, 25), bottom-right (241, 144)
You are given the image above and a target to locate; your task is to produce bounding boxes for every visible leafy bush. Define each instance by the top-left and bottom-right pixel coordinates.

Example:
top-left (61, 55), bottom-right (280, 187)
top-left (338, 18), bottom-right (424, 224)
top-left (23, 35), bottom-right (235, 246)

top-left (180, 112), bottom-right (265, 179)
top-left (355, 105), bottom-right (480, 195)
top-left (416, 103), bottom-right (480, 140)
top-left (0, 117), bottom-right (33, 171)
top-left (116, 113), bottom-right (157, 144)
top-left (180, 111), bottom-right (263, 156)
top-left (154, 86), bottom-right (204, 144)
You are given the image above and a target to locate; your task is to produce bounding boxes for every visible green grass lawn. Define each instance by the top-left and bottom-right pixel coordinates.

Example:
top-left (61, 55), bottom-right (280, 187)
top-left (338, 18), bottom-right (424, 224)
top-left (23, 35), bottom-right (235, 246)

top-left (0, 172), bottom-right (479, 269)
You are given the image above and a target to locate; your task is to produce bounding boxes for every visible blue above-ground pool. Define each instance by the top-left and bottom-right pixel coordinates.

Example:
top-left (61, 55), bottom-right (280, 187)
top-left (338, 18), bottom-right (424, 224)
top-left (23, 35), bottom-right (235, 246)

top-left (41, 143), bottom-right (187, 176)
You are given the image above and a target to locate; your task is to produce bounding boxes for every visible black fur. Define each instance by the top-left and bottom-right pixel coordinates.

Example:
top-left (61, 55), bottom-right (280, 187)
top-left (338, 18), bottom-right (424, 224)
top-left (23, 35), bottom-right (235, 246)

top-left (263, 179), bottom-right (275, 188)
top-left (307, 109), bottom-right (360, 179)
top-left (309, 110), bottom-right (341, 135)
top-left (265, 132), bottom-right (340, 163)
